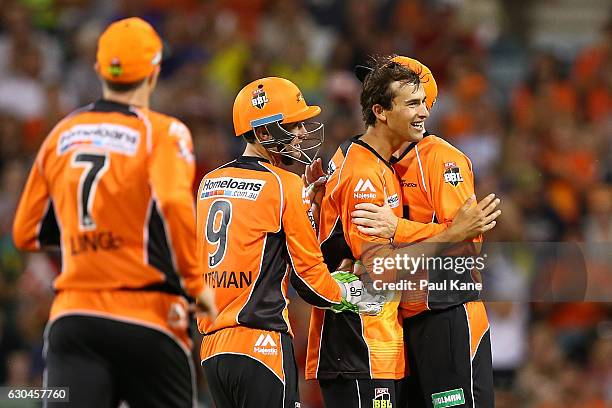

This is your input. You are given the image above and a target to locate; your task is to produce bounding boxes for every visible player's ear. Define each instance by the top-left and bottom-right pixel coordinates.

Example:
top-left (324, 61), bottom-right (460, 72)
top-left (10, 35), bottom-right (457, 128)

top-left (372, 104), bottom-right (386, 123)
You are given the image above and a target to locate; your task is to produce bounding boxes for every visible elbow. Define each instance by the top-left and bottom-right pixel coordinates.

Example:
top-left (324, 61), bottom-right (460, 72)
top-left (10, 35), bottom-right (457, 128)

top-left (12, 225), bottom-right (32, 251)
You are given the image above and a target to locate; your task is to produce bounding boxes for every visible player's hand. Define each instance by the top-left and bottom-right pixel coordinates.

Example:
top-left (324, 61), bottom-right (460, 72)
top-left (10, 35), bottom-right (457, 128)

top-left (303, 157), bottom-right (325, 186)
top-left (351, 202), bottom-right (398, 239)
top-left (192, 286), bottom-right (218, 320)
top-left (447, 194), bottom-right (501, 241)
top-left (302, 158), bottom-right (327, 228)
top-left (330, 271), bottom-right (384, 315)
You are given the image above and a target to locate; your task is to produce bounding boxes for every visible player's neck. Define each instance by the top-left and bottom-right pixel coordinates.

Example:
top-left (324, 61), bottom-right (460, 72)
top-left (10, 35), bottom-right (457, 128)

top-left (102, 88), bottom-right (150, 109)
top-left (361, 125), bottom-right (397, 161)
top-left (243, 143), bottom-right (277, 165)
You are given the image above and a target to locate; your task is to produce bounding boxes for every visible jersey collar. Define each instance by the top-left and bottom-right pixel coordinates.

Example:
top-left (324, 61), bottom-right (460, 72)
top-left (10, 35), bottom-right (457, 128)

top-left (238, 155), bottom-right (271, 164)
top-left (391, 131), bottom-right (431, 164)
top-left (91, 99), bottom-right (138, 117)
top-left (351, 135), bottom-right (395, 172)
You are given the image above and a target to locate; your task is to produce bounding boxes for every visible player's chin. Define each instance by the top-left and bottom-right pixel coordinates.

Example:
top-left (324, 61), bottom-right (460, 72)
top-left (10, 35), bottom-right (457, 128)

top-left (406, 129), bottom-right (425, 142)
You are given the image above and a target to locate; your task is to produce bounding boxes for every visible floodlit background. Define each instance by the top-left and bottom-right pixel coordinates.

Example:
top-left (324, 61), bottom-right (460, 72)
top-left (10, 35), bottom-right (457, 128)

top-left (0, 0), bottom-right (610, 407)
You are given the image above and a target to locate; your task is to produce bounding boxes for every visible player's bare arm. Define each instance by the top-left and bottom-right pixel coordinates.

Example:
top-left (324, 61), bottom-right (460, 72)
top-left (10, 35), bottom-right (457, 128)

top-left (352, 193), bottom-right (501, 240)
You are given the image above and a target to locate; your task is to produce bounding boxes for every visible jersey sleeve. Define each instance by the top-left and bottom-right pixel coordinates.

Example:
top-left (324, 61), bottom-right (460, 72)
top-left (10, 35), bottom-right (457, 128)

top-left (427, 145), bottom-right (482, 243)
top-left (393, 217), bottom-right (447, 243)
top-left (13, 142), bottom-right (60, 251)
top-left (283, 174), bottom-right (342, 307)
top-left (148, 119), bottom-right (205, 298)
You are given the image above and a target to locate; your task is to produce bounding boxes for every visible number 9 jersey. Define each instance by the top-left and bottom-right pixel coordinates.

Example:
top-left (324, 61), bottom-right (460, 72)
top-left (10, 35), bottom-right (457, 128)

top-left (196, 156), bottom-right (343, 336)
top-left (12, 100), bottom-right (204, 333)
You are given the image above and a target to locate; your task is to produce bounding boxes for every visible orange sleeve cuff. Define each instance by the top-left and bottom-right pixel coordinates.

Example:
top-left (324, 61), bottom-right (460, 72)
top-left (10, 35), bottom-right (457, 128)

top-left (393, 219), bottom-right (447, 243)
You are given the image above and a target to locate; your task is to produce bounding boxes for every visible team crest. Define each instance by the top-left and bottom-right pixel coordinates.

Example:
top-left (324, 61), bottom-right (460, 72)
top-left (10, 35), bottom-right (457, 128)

top-left (443, 161), bottom-right (463, 186)
top-left (372, 387), bottom-right (392, 408)
top-left (252, 84), bottom-right (269, 109)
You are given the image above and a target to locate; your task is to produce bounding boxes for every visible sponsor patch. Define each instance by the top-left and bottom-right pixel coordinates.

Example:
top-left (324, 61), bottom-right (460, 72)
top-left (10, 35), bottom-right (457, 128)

top-left (109, 58), bottom-right (122, 77)
top-left (353, 178), bottom-right (377, 200)
top-left (252, 84), bottom-right (269, 109)
top-left (200, 177), bottom-right (265, 201)
top-left (443, 162), bottom-right (463, 186)
top-left (327, 160), bottom-right (336, 177)
top-left (327, 160), bottom-right (337, 176)
top-left (254, 333), bottom-right (278, 355)
top-left (387, 193), bottom-right (400, 208)
top-left (431, 389), bottom-right (465, 408)
top-left (400, 179), bottom-right (417, 188)
top-left (57, 124), bottom-right (140, 156)
top-left (372, 387), bottom-right (392, 407)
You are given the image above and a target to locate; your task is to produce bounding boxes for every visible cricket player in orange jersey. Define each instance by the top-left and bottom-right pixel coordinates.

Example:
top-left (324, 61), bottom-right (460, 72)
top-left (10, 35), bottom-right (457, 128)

top-left (13, 18), bottom-right (215, 407)
top-left (196, 77), bottom-right (382, 408)
top-left (305, 56), bottom-right (500, 407)
top-left (352, 56), bottom-right (495, 407)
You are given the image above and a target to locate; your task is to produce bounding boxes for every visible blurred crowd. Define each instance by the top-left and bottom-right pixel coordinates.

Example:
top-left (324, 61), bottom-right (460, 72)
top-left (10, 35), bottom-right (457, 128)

top-left (0, 0), bottom-right (610, 407)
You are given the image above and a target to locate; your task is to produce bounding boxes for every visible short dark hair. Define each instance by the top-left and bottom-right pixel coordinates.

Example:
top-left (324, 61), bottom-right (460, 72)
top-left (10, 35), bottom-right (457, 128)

top-left (242, 130), bottom-right (257, 144)
top-left (103, 78), bottom-right (146, 93)
top-left (360, 55), bottom-right (421, 127)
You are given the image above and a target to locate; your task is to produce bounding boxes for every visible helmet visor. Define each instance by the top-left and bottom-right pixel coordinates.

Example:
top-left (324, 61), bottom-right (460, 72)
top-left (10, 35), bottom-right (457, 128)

top-left (263, 121), bottom-right (324, 165)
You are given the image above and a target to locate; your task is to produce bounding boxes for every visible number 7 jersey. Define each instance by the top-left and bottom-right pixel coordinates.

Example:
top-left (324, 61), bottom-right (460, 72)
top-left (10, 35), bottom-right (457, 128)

top-left (12, 100), bottom-right (203, 299)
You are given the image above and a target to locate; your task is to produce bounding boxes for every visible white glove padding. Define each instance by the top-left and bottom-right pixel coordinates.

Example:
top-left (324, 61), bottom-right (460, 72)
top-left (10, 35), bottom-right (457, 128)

top-left (331, 271), bottom-right (384, 316)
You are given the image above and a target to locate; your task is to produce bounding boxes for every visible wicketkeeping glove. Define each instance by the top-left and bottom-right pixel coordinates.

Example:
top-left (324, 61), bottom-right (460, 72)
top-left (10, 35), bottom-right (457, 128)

top-left (330, 271), bottom-right (384, 315)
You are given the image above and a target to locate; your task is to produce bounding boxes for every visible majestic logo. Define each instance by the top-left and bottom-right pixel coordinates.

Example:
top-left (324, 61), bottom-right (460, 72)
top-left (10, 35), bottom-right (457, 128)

top-left (372, 387), bottom-right (392, 408)
top-left (354, 178), bottom-right (377, 200)
top-left (254, 333), bottom-right (278, 355)
top-left (387, 193), bottom-right (400, 209)
top-left (200, 177), bottom-right (266, 201)
top-left (431, 389), bottom-right (465, 408)
top-left (354, 178), bottom-right (376, 192)
top-left (252, 84), bottom-right (269, 109)
top-left (443, 162), bottom-right (463, 186)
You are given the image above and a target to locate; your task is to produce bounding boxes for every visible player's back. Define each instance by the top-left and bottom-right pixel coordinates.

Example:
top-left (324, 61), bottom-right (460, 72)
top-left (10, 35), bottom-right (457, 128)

top-left (197, 156), bottom-right (294, 334)
top-left (13, 100), bottom-right (195, 296)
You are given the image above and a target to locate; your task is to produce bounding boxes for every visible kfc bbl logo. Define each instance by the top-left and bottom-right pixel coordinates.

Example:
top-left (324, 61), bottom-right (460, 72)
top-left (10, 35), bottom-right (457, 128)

top-left (443, 161), bottom-right (463, 186)
top-left (252, 84), bottom-right (268, 109)
top-left (372, 387), bottom-right (392, 408)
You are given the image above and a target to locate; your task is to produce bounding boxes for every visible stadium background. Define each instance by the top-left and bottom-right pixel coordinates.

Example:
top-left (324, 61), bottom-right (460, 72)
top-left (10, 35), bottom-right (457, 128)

top-left (0, 0), bottom-right (609, 406)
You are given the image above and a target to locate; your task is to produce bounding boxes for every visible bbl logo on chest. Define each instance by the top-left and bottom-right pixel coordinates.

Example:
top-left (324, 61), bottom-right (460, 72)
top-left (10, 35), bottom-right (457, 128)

top-left (252, 84), bottom-right (269, 109)
top-left (443, 161), bottom-right (463, 186)
top-left (372, 387), bottom-right (392, 408)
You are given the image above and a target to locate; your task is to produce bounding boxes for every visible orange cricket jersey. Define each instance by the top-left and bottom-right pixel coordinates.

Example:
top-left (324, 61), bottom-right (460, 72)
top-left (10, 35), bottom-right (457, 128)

top-left (13, 100), bottom-right (203, 346)
top-left (306, 136), bottom-right (407, 380)
top-left (196, 156), bottom-right (342, 371)
top-left (392, 133), bottom-right (484, 318)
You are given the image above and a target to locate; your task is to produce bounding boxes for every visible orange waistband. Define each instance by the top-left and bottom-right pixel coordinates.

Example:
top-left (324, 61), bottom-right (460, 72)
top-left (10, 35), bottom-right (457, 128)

top-left (201, 326), bottom-right (288, 383)
top-left (50, 289), bottom-right (192, 349)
